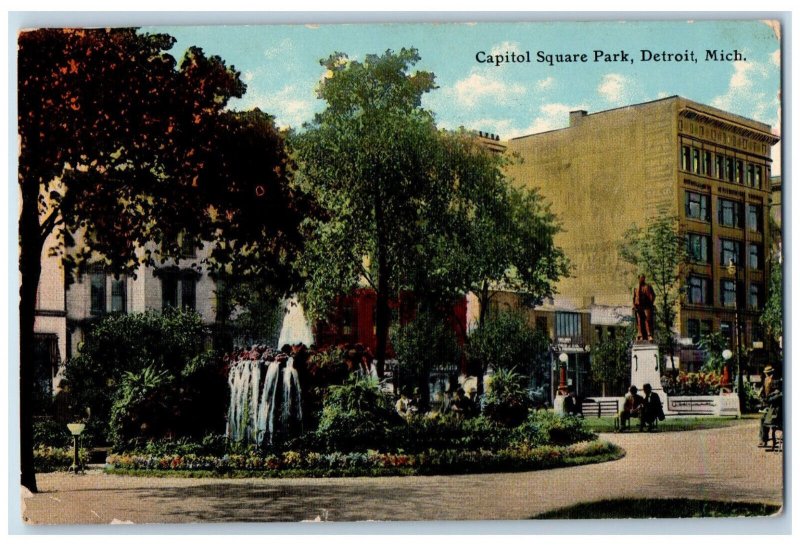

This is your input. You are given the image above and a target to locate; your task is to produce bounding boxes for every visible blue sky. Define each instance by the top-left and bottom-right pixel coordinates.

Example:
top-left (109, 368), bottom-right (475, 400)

top-left (149, 20), bottom-right (782, 171)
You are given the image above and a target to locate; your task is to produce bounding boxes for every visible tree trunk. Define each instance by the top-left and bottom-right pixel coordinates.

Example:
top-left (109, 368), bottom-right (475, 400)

top-left (19, 189), bottom-right (44, 493)
top-left (373, 190), bottom-right (388, 379)
top-left (475, 282), bottom-right (490, 397)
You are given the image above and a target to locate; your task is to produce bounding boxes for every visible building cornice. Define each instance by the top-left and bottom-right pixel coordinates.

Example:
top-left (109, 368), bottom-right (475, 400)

top-left (680, 107), bottom-right (780, 145)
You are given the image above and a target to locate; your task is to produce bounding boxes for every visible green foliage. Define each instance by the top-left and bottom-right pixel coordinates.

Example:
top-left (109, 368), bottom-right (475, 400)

top-left (760, 259), bottom-right (782, 342)
top-left (482, 367), bottom-right (534, 427)
top-left (391, 311), bottom-right (461, 403)
top-left (591, 323), bottom-right (635, 395)
top-left (697, 332), bottom-right (729, 373)
top-left (513, 411), bottom-right (597, 446)
top-left (619, 211), bottom-right (685, 351)
top-left (316, 376), bottom-right (403, 452)
top-left (32, 417), bottom-right (72, 449)
top-left (63, 310), bottom-right (225, 447)
top-left (468, 310), bottom-right (549, 384)
top-left (34, 445), bottom-right (90, 473)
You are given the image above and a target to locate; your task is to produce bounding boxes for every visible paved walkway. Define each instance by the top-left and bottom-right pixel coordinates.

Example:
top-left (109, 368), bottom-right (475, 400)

top-left (20, 420), bottom-right (782, 525)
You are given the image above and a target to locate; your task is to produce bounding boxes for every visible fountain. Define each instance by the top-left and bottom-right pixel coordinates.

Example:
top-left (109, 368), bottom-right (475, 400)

top-left (226, 350), bottom-right (303, 447)
top-left (227, 297), bottom-right (313, 446)
top-left (277, 297), bottom-right (314, 348)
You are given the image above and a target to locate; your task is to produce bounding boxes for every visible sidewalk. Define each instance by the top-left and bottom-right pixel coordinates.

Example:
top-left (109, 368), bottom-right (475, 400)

top-left (20, 420), bottom-right (782, 524)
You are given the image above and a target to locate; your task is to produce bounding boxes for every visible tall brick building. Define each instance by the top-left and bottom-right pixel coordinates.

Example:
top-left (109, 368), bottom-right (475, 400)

top-left (504, 96), bottom-right (780, 370)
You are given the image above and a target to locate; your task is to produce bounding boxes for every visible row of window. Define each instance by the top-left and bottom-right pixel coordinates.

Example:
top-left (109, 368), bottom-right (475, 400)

top-left (681, 145), bottom-right (764, 188)
top-left (89, 271), bottom-right (197, 316)
top-left (684, 191), bottom-right (763, 231)
top-left (686, 276), bottom-right (764, 309)
top-left (686, 318), bottom-right (763, 345)
top-left (686, 234), bottom-right (762, 270)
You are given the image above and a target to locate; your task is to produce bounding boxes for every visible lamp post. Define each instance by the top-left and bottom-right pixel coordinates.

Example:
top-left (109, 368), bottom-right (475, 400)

top-left (66, 422), bottom-right (85, 474)
top-left (727, 258), bottom-right (745, 411)
top-left (721, 349), bottom-right (733, 392)
top-left (558, 352), bottom-right (568, 395)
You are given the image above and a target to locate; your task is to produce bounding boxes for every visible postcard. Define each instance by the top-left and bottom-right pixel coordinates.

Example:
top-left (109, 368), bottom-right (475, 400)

top-left (15, 17), bottom-right (784, 528)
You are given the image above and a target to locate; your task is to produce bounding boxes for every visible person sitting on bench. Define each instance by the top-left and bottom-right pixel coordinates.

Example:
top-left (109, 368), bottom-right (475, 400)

top-left (640, 383), bottom-right (665, 432)
top-left (619, 385), bottom-right (643, 431)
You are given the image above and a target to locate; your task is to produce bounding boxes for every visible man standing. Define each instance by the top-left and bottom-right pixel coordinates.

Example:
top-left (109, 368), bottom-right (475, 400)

top-left (633, 274), bottom-right (656, 342)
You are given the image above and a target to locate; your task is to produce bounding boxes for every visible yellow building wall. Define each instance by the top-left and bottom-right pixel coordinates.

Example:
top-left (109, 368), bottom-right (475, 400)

top-left (505, 99), bottom-right (679, 309)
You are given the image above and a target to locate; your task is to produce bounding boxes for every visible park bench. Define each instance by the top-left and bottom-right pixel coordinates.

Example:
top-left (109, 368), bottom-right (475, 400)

top-left (581, 398), bottom-right (620, 429)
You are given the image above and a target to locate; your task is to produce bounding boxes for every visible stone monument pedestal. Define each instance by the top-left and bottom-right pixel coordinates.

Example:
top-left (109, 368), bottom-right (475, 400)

top-left (631, 343), bottom-right (663, 394)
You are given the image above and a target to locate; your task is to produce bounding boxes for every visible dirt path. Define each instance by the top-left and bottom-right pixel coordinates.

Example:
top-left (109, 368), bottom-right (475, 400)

top-left (20, 420), bottom-right (782, 525)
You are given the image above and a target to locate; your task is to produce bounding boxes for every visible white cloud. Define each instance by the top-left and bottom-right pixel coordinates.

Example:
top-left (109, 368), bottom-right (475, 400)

top-left (264, 38), bottom-right (294, 60)
top-left (656, 91), bottom-right (670, 99)
top-left (770, 49), bottom-right (781, 67)
top-left (231, 84), bottom-right (315, 129)
top-left (459, 102), bottom-right (589, 140)
top-left (490, 41), bottom-right (522, 57)
top-left (536, 77), bottom-right (555, 91)
top-left (597, 73), bottom-right (629, 104)
top-left (243, 71), bottom-right (254, 82)
top-left (711, 56), bottom-right (776, 122)
top-left (452, 70), bottom-right (526, 107)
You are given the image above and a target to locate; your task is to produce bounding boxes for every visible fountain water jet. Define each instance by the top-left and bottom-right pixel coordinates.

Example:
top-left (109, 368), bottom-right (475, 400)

top-left (226, 352), bottom-right (303, 447)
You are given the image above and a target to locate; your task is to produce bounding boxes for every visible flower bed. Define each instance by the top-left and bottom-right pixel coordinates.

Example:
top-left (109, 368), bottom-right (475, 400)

top-left (105, 440), bottom-right (622, 477)
top-left (662, 371), bottom-right (723, 396)
top-left (34, 445), bottom-right (90, 473)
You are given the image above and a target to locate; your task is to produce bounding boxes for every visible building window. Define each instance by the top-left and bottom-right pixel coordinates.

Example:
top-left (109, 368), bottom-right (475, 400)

top-left (736, 160), bottom-right (744, 184)
top-left (681, 146), bottom-right (691, 171)
top-left (687, 276), bottom-right (710, 305)
top-left (720, 321), bottom-right (733, 346)
top-left (714, 154), bottom-right (724, 179)
top-left (725, 157), bottom-right (735, 182)
top-left (685, 191), bottom-right (710, 221)
top-left (720, 239), bottom-right (742, 267)
top-left (718, 198), bottom-right (742, 228)
top-left (746, 163), bottom-right (755, 186)
top-left (111, 277), bottom-right (126, 313)
top-left (692, 148), bottom-right (700, 173)
top-left (161, 275), bottom-right (178, 310)
top-left (555, 312), bottom-right (582, 341)
top-left (749, 283), bottom-right (763, 310)
top-left (181, 278), bottom-right (196, 311)
top-left (720, 279), bottom-right (737, 307)
top-left (90, 271), bottom-right (106, 316)
top-left (748, 243), bottom-right (762, 271)
top-left (686, 233), bottom-right (709, 263)
top-left (687, 319), bottom-right (700, 343)
top-left (754, 165), bottom-right (762, 188)
top-left (747, 204), bottom-right (762, 232)
top-left (703, 151), bottom-right (712, 176)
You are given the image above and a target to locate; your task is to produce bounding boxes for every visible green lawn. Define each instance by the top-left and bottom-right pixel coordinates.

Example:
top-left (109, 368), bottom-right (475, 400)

top-left (582, 415), bottom-right (756, 433)
top-left (533, 497), bottom-right (782, 519)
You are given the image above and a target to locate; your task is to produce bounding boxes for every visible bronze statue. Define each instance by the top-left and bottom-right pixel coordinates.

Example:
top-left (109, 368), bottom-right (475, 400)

top-left (633, 274), bottom-right (656, 342)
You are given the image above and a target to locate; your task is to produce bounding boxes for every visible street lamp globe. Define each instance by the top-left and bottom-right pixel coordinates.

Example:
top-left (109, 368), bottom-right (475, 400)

top-left (722, 349), bottom-right (733, 361)
top-left (559, 352), bottom-right (568, 363)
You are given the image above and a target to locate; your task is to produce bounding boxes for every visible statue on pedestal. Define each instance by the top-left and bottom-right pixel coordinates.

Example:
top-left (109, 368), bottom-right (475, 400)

top-left (633, 274), bottom-right (656, 342)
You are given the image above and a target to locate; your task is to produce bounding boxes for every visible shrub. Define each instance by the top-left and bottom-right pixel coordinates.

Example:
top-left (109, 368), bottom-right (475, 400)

top-left (63, 310), bottom-right (226, 446)
top-left (513, 411), bottom-right (597, 447)
top-left (482, 367), bottom-right (533, 427)
top-left (33, 417), bottom-right (72, 449)
top-left (316, 376), bottom-right (403, 452)
top-left (34, 445), bottom-right (90, 473)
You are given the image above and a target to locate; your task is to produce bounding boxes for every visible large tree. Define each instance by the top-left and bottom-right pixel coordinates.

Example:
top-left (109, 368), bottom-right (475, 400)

top-left (18, 29), bottom-right (307, 491)
top-left (293, 48), bottom-right (458, 377)
top-left (619, 210), bottom-right (686, 367)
